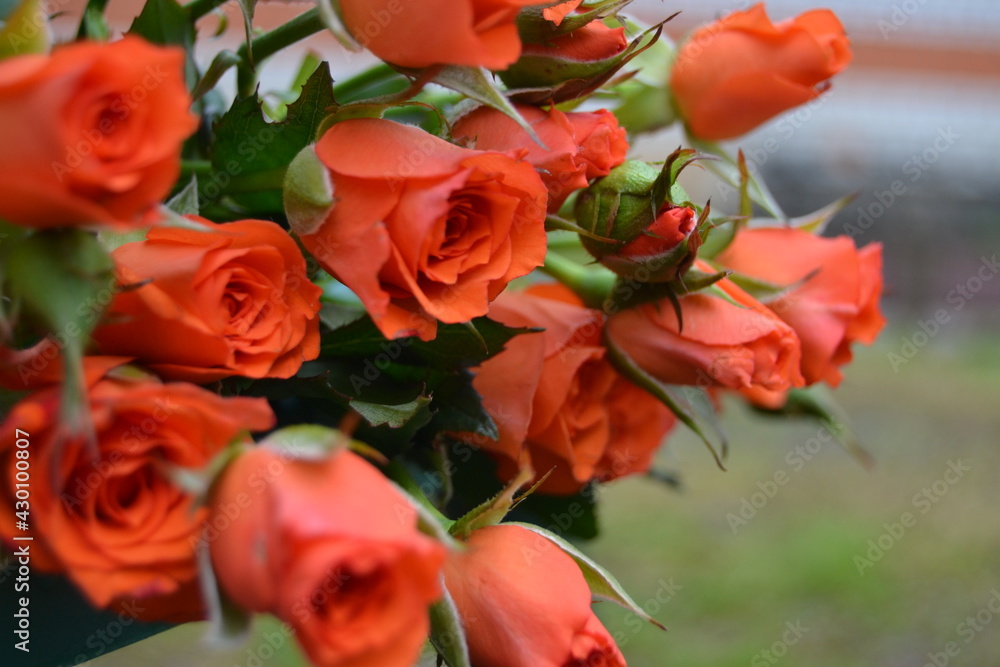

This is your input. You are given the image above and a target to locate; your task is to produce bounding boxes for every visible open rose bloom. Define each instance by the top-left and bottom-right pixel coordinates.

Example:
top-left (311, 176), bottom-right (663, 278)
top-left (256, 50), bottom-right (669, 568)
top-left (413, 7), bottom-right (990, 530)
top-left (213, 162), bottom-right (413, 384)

top-left (0, 1), bottom-right (887, 665)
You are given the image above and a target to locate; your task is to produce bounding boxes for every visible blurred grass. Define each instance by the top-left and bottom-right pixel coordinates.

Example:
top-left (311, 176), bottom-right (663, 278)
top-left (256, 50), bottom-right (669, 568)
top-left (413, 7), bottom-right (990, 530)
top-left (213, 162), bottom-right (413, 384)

top-left (89, 336), bottom-right (1000, 666)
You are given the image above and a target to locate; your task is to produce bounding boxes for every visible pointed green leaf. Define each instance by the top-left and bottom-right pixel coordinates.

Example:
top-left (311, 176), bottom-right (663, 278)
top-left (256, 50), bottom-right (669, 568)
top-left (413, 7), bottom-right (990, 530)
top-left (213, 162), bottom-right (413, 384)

top-left (350, 395), bottom-right (432, 429)
top-left (260, 424), bottom-right (350, 460)
top-left (509, 522), bottom-right (667, 630)
top-left (517, 0), bottom-right (632, 42)
top-left (208, 63), bottom-right (336, 213)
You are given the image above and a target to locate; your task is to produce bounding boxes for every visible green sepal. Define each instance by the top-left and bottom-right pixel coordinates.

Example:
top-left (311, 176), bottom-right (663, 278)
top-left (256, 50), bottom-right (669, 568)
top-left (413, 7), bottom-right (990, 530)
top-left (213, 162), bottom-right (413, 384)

top-left (516, 0), bottom-right (632, 43)
top-left (508, 521), bottom-right (667, 630)
top-left (503, 21), bottom-right (664, 105)
top-left (429, 584), bottom-right (472, 667)
top-left (449, 467), bottom-right (539, 540)
top-left (604, 329), bottom-right (728, 470)
top-left (686, 133), bottom-right (787, 221)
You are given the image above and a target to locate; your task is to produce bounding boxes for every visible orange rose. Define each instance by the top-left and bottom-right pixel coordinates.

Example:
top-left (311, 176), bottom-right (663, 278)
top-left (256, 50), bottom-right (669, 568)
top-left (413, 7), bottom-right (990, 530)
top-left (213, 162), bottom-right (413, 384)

top-left (299, 118), bottom-right (548, 340)
top-left (444, 524), bottom-right (626, 667)
top-left (0, 368), bottom-right (274, 619)
top-left (468, 284), bottom-right (674, 494)
top-left (607, 266), bottom-right (805, 391)
top-left (453, 104), bottom-right (629, 212)
top-left (93, 217), bottom-right (322, 383)
top-left (208, 446), bottom-right (446, 667)
top-left (0, 36), bottom-right (198, 228)
top-left (717, 228), bottom-right (885, 389)
top-left (671, 3), bottom-right (851, 140)
top-left (339, 0), bottom-right (547, 69)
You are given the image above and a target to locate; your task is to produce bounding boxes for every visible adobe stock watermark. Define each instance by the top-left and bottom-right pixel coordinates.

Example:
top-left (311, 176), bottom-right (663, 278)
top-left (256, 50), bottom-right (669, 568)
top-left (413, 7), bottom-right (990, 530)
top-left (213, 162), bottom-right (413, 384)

top-left (726, 422), bottom-right (839, 534)
top-left (877, 0), bottom-right (930, 41)
top-left (923, 589), bottom-right (1000, 667)
top-left (842, 126), bottom-right (959, 239)
top-left (887, 254), bottom-right (999, 372)
top-left (853, 459), bottom-right (971, 575)
top-left (750, 620), bottom-right (809, 666)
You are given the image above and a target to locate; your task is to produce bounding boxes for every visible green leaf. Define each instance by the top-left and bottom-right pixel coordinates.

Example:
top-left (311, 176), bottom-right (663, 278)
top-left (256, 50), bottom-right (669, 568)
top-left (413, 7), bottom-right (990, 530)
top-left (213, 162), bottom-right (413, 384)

top-left (128, 0), bottom-right (193, 47)
top-left (208, 62), bottom-right (336, 213)
top-left (0, 0), bottom-right (50, 59)
top-left (322, 316), bottom-right (532, 369)
top-left (350, 395), bottom-right (432, 429)
top-left (165, 176), bottom-right (200, 216)
top-left (509, 521), bottom-right (667, 630)
top-left (431, 66), bottom-right (543, 145)
top-left (427, 371), bottom-right (497, 439)
top-left (260, 424), bottom-right (351, 460)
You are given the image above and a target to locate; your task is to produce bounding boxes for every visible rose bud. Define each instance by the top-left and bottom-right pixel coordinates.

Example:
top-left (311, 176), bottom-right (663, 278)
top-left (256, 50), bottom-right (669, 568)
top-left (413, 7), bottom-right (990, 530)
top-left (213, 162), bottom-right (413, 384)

top-left (0, 365), bottom-right (274, 621)
top-left (92, 217), bottom-right (323, 384)
top-left (209, 445), bottom-right (446, 667)
top-left (288, 118), bottom-right (547, 341)
top-left (453, 103), bottom-right (628, 212)
top-left (607, 261), bottom-right (805, 392)
top-left (444, 524), bottom-right (626, 667)
top-left (670, 3), bottom-right (852, 140)
top-left (500, 11), bottom-right (631, 103)
top-left (576, 160), bottom-right (699, 282)
top-left (337, 0), bottom-right (551, 70)
top-left (0, 36), bottom-right (198, 229)
top-left (717, 227), bottom-right (885, 390)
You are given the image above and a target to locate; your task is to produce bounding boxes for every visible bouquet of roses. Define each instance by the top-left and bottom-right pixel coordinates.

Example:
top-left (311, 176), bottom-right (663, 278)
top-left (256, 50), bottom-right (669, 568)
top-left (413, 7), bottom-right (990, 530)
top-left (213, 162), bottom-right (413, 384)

top-left (0, 0), bottom-right (885, 665)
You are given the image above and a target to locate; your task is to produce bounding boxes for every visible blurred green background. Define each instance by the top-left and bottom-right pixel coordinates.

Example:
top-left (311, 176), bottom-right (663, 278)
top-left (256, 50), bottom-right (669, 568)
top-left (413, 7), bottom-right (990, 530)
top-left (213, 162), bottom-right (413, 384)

top-left (36, 0), bottom-right (998, 665)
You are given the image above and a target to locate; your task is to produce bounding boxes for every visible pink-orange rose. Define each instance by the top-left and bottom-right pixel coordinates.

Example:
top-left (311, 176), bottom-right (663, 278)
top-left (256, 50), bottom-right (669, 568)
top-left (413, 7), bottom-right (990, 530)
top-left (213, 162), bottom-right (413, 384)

top-left (299, 118), bottom-right (548, 340)
top-left (339, 0), bottom-right (548, 69)
top-left (0, 36), bottom-right (198, 228)
top-left (717, 228), bottom-right (885, 392)
top-left (607, 264), bottom-right (805, 391)
top-left (468, 284), bottom-right (674, 494)
top-left (444, 524), bottom-right (626, 666)
top-left (93, 217), bottom-right (322, 383)
top-left (453, 104), bottom-right (629, 212)
top-left (0, 367), bottom-right (274, 619)
top-left (671, 3), bottom-right (851, 140)
top-left (209, 445), bottom-right (446, 667)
